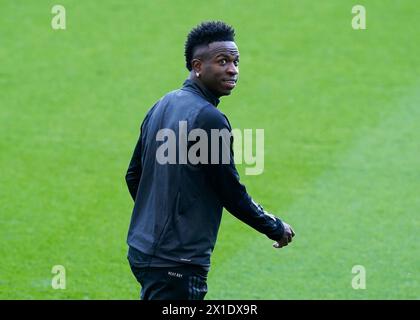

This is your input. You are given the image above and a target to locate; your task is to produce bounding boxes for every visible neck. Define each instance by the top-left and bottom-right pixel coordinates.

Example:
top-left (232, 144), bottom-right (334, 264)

top-left (188, 73), bottom-right (221, 99)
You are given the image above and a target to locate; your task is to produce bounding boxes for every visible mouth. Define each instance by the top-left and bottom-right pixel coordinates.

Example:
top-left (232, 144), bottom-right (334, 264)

top-left (222, 79), bottom-right (237, 90)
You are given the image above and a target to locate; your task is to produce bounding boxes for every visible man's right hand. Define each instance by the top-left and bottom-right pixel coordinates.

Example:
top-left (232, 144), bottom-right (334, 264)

top-left (273, 221), bottom-right (295, 249)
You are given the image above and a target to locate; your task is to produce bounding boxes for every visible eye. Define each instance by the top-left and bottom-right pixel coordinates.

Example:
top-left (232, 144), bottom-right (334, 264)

top-left (234, 60), bottom-right (239, 66)
top-left (219, 59), bottom-right (227, 65)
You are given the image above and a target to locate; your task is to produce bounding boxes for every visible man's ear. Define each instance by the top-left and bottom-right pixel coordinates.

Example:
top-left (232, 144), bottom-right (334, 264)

top-left (191, 59), bottom-right (202, 74)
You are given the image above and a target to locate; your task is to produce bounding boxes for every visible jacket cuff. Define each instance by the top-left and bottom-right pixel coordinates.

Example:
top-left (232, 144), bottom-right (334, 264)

top-left (266, 217), bottom-right (285, 241)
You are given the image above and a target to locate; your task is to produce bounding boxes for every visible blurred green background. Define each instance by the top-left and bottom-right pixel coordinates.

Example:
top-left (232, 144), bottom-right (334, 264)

top-left (0, 0), bottom-right (419, 299)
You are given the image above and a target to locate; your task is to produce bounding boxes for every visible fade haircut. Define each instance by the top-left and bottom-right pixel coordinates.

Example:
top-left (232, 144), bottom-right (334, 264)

top-left (184, 21), bottom-right (235, 71)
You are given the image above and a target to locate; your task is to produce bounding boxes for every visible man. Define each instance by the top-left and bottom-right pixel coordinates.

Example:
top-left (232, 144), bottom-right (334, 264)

top-left (125, 21), bottom-right (295, 300)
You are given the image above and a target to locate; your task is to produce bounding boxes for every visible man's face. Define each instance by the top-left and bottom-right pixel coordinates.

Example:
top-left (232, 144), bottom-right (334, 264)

top-left (193, 41), bottom-right (240, 97)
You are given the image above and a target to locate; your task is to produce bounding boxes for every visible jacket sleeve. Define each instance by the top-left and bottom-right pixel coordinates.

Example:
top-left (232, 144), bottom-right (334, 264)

top-left (126, 104), bottom-right (158, 201)
top-left (125, 107), bottom-right (152, 201)
top-left (125, 129), bottom-right (143, 201)
top-left (196, 105), bottom-right (285, 241)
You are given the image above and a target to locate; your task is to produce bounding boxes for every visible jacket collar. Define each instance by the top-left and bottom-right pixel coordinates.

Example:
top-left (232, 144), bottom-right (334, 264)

top-left (182, 79), bottom-right (220, 107)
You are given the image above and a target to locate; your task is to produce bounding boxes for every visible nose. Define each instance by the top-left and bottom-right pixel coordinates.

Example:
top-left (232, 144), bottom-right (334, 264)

top-left (226, 62), bottom-right (238, 76)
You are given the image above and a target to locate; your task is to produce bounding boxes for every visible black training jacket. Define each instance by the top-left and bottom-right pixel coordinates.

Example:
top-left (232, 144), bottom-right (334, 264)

top-left (126, 79), bottom-right (284, 269)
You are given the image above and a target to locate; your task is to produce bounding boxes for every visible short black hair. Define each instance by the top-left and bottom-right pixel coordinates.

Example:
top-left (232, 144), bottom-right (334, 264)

top-left (184, 21), bottom-right (235, 71)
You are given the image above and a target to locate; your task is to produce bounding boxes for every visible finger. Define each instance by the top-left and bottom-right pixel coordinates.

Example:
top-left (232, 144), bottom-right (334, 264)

top-left (279, 238), bottom-right (289, 247)
top-left (273, 242), bottom-right (284, 249)
top-left (273, 241), bottom-right (286, 249)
